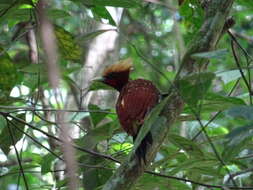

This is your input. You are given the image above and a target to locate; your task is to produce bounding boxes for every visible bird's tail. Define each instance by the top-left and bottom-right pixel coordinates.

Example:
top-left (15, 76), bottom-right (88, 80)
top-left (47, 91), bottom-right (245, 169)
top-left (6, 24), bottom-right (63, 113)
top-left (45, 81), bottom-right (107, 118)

top-left (133, 132), bottom-right (153, 164)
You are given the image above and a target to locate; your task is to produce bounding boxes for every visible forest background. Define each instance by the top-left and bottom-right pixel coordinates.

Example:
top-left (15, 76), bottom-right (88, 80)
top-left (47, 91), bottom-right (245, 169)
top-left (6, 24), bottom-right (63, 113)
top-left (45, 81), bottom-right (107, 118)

top-left (0, 0), bottom-right (253, 190)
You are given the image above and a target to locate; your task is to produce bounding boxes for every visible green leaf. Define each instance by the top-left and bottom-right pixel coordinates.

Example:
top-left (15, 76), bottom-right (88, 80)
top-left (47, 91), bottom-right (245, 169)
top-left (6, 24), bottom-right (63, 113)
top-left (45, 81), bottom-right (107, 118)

top-left (0, 6), bottom-right (31, 25)
top-left (7, 8), bottom-right (31, 20)
top-left (0, 0), bottom-right (17, 3)
top-left (63, 65), bottom-right (83, 75)
top-left (71, 0), bottom-right (138, 8)
top-left (226, 124), bottom-right (253, 147)
top-left (216, 70), bottom-right (241, 84)
top-left (110, 142), bottom-right (132, 154)
top-left (166, 180), bottom-right (192, 190)
top-left (177, 72), bottom-right (215, 107)
top-left (168, 134), bottom-right (204, 158)
top-left (82, 156), bottom-right (113, 190)
top-left (169, 158), bottom-right (219, 175)
top-left (41, 153), bottom-right (56, 174)
top-left (236, 0), bottom-right (253, 7)
top-left (0, 113), bottom-right (26, 155)
top-left (0, 96), bottom-right (24, 106)
top-left (56, 179), bottom-right (68, 188)
top-left (204, 93), bottom-right (245, 107)
top-left (89, 79), bottom-right (114, 91)
top-left (54, 25), bottom-right (82, 62)
top-left (191, 49), bottom-right (228, 59)
top-left (137, 174), bottom-right (191, 190)
top-left (19, 64), bottom-right (44, 73)
top-left (9, 163), bottom-right (39, 173)
top-left (0, 115), bottom-right (7, 131)
top-left (227, 105), bottom-right (253, 120)
top-left (132, 96), bottom-right (169, 154)
top-left (22, 72), bottom-right (47, 91)
top-left (76, 29), bottom-right (116, 42)
top-left (47, 9), bottom-right (70, 19)
top-left (93, 0), bottom-right (139, 8)
top-left (0, 52), bottom-right (18, 94)
top-left (80, 121), bottom-right (114, 149)
top-left (184, 93), bottom-right (245, 114)
top-left (187, 166), bottom-right (222, 178)
top-left (222, 123), bottom-right (253, 161)
top-left (91, 6), bottom-right (116, 26)
top-left (22, 152), bottom-right (43, 164)
top-left (63, 75), bottom-right (79, 93)
top-left (179, 0), bottom-right (204, 41)
top-left (88, 104), bottom-right (110, 127)
top-left (206, 125), bottom-right (228, 136)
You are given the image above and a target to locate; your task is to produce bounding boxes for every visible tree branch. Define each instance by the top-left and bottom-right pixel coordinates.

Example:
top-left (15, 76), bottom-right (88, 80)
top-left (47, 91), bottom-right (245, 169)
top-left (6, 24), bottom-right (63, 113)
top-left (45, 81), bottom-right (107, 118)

top-left (102, 1), bottom-right (235, 190)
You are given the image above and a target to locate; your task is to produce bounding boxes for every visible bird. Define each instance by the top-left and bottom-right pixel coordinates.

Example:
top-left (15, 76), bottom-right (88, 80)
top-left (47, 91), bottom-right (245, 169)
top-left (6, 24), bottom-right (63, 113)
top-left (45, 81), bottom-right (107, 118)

top-left (100, 59), bottom-right (160, 163)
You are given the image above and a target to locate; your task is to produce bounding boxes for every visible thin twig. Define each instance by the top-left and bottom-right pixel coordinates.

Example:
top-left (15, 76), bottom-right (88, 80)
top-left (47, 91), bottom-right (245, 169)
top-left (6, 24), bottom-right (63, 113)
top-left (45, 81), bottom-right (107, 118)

top-left (0, 111), bottom-right (120, 164)
top-left (237, 154), bottom-right (253, 160)
top-left (129, 41), bottom-right (171, 82)
top-left (0, 106), bottom-right (115, 114)
top-left (0, 0), bottom-right (18, 18)
top-left (7, 116), bottom-right (114, 171)
top-left (231, 40), bottom-right (252, 103)
top-left (4, 110), bottom-right (251, 189)
top-left (226, 166), bottom-right (253, 184)
top-left (145, 171), bottom-right (253, 189)
top-left (192, 78), bottom-right (240, 140)
top-left (6, 121), bottom-right (29, 190)
top-left (228, 30), bottom-right (253, 62)
top-left (193, 113), bottom-right (238, 187)
top-left (228, 30), bottom-right (253, 104)
top-left (8, 119), bottom-right (62, 161)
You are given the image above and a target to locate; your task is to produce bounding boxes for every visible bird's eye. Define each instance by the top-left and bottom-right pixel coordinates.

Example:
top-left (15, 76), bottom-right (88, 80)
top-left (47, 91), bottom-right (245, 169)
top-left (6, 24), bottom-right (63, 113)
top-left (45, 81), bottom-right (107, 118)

top-left (106, 72), bottom-right (118, 79)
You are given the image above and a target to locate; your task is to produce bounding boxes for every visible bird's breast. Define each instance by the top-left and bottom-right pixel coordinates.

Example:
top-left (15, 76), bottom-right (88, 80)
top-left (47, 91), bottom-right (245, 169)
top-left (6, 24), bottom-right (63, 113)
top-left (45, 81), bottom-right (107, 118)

top-left (116, 79), bottom-right (159, 136)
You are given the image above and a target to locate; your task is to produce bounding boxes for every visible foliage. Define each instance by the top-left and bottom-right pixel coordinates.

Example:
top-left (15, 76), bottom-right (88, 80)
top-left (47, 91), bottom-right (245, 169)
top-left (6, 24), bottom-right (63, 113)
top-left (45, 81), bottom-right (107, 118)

top-left (0, 0), bottom-right (253, 190)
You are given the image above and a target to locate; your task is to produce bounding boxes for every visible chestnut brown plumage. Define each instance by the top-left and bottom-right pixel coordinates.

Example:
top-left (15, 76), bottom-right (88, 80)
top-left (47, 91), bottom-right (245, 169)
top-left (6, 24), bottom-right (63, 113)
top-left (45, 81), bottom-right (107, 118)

top-left (101, 60), bottom-right (160, 163)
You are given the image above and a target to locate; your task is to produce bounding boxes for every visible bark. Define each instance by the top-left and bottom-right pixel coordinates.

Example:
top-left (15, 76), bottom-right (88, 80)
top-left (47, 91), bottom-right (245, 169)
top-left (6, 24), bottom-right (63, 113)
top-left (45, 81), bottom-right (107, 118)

top-left (81, 8), bottom-right (123, 108)
top-left (102, 1), bottom-right (235, 190)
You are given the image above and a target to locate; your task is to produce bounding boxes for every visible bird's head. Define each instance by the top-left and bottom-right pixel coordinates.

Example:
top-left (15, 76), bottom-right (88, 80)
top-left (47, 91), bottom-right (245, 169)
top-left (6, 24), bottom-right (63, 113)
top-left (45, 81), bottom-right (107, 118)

top-left (101, 59), bottom-right (133, 91)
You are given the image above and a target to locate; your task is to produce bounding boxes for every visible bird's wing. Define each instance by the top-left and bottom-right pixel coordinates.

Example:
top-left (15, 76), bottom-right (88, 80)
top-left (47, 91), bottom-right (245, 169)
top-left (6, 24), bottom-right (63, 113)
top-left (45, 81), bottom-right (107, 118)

top-left (116, 84), bottom-right (158, 136)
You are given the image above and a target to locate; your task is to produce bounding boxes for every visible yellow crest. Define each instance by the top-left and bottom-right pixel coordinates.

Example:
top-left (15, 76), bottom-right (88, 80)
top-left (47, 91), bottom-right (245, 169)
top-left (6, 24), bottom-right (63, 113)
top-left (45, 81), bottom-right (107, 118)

top-left (103, 58), bottom-right (133, 77)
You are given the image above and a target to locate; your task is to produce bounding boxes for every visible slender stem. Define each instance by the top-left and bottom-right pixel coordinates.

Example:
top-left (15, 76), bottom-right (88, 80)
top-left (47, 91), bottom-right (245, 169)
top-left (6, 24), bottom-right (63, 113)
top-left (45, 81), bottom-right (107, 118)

top-left (7, 121), bottom-right (29, 190)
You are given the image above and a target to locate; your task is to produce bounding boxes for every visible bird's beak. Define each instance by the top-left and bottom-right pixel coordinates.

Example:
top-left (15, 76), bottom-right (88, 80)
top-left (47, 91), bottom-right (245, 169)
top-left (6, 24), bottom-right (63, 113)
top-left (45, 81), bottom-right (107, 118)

top-left (89, 77), bottom-right (113, 91)
top-left (91, 77), bottom-right (105, 83)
